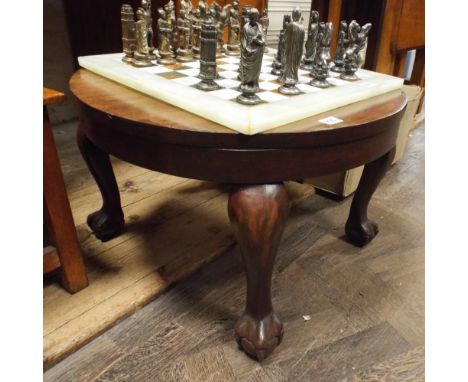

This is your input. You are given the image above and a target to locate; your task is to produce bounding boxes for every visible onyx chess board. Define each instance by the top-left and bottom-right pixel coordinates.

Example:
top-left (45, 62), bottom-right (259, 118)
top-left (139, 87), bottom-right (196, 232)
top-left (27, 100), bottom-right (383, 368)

top-left (78, 51), bottom-right (403, 135)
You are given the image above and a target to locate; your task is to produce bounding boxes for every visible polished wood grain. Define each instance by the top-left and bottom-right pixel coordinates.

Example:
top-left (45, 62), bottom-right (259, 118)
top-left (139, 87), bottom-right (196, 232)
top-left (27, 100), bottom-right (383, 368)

top-left (69, 69), bottom-right (406, 358)
top-left (44, 87), bottom-right (66, 105)
top-left (228, 184), bottom-right (289, 360)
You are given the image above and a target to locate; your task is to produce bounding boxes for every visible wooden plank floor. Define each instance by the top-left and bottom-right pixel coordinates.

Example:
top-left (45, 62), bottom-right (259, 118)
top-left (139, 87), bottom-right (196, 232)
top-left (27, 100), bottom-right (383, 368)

top-left (45, 123), bottom-right (424, 381)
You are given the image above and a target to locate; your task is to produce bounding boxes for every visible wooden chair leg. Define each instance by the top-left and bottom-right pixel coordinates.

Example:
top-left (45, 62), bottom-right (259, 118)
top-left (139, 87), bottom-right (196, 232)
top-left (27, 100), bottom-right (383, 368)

top-left (44, 109), bottom-right (88, 293)
top-left (228, 183), bottom-right (289, 360)
top-left (77, 125), bottom-right (124, 242)
top-left (345, 147), bottom-right (396, 246)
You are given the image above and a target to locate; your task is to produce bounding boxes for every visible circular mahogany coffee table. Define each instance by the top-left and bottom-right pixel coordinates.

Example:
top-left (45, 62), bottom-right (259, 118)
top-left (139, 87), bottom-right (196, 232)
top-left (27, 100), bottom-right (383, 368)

top-left (70, 69), bottom-right (406, 361)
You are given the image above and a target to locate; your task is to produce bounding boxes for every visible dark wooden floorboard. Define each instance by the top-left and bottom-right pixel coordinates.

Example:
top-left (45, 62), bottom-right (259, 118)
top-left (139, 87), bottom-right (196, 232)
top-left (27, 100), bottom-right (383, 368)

top-left (44, 127), bottom-right (424, 381)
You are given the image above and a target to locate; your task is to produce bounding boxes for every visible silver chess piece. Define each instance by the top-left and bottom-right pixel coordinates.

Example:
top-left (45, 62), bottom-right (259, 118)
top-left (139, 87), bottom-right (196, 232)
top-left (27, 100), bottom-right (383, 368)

top-left (177, 10), bottom-right (194, 62)
top-left (310, 22), bottom-right (333, 88)
top-left (211, 2), bottom-right (227, 56)
top-left (260, 9), bottom-right (269, 53)
top-left (191, 9), bottom-right (202, 59)
top-left (237, 8), bottom-right (264, 105)
top-left (300, 10), bottom-right (319, 71)
top-left (356, 24), bottom-right (371, 68)
top-left (180, 0), bottom-right (193, 15)
top-left (279, 8), bottom-right (305, 95)
top-left (331, 21), bottom-right (348, 73)
top-left (340, 21), bottom-right (372, 81)
top-left (271, 14), bottom-right (290, 76)
top-left (133, 8), bottom-right (155, 67)
top-left (121, 4), bottom-right (136, 64)
top-left (157, 7), bottom-right (176, 64)
top-left (226, 0), bottom-right (241, 56)
top-left (141, 0), bottom-right (156, 60)
top-left (196, 17), bottom-right (220, 91)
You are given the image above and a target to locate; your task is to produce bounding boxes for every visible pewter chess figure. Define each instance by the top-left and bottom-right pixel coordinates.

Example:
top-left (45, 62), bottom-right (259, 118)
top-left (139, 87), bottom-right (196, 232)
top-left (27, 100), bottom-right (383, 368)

top-left (191, 9), bottom-right (202, 59)
top-left (226, 0), bottom-right (241, 56)
top-left (300, 10), bottom-right (319, 71)
top-left (260, 9), bottom-right (269, 53)
top-left (340, 21), bottom-right (372, 81)
top-left (279, 8), bottom-right (305, 95)
top-left (310, 21), bottom-right (333, 88)
top-left (157, 7), bottom-right (176, 64)
top-left (141, 0), bottom-right (156, 60)
top-left (196, 17), bottom-right (220, 91)
top-left (177, 10), bottom-right (194, 62)
top-left (121, 4), bottom-right (136, 64)
top-left (133, 7), bottom-right (155, 67)
top-left (271, 14), bottom-right (290, 76)
top-left (237, 8), bottom-right (264, 105)
top-left (331, 20), bottom-right (348, 73)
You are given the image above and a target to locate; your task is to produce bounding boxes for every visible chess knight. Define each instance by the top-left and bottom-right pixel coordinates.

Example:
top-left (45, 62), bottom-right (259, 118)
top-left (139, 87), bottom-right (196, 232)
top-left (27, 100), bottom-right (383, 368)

top-left (279, 8), bottom-right (305, 95)
top-left (237, 8), bottom-right (264, 105)
top-left (340, 21), bottom-right (372, 81)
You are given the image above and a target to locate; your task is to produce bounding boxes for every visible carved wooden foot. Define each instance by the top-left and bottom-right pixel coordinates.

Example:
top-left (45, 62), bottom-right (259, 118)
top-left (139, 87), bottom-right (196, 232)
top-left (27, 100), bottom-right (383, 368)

top-left (228, 184), bottom-right (289, 361)
top-left (77, 126), bottom-right (124, 242)
top-left (345, 147), bottom-right (396, 246)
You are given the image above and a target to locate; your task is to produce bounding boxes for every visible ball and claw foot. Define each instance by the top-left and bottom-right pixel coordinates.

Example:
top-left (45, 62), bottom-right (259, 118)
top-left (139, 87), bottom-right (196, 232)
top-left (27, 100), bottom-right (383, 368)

top-left (345, 218), bottom-right (379, 247)
top-left (87, 209), bottom-right (124, 242)
top-left (235, 313), bottom-right (284, 361)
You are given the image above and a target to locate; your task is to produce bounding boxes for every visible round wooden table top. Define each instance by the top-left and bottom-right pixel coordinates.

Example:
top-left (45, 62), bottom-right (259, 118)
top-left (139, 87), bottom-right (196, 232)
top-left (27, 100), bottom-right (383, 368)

top-left (70, 69), bottom-right (407, 183)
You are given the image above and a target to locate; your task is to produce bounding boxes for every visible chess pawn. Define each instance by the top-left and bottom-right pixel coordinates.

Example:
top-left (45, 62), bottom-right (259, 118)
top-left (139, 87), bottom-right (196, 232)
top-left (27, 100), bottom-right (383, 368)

top-left (331, 21), bottom-right (348, 73)
top-left (310, 22), bottom-right (333, 88)
top-left (271, 14), bottom-right (290, 76)
top-left (191, 9), bottom-right (202, 59)
top-left (157, 8), bottom-right (176, 65)
top-left (260, 9), bottom-right (269, 53)
top-left (121, 4), bottom-right (136, 64)
top-left (176, 10), bottom-right (194, 62)
top-left (132, 8), bottom-right (155, 67)
top-left (141, 0), bottom-right (156, 60)
top-left (237, 8), bottom-right (264, 105)
top-left (300, 10), bottom-right (319, 71)
top-left (196, 18), bottom-right (220, 91)
top-left (226, 1), bottom-right (241, 56)
top-left (279, 8), bottom-right (305, 95)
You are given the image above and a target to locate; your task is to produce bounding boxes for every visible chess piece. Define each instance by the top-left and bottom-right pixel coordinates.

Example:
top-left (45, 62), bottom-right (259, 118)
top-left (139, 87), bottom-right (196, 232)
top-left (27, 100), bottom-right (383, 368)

top-left (141, 0), bottom-right (156, 60)
top-left (300, 10), bottom-right (319, 71)
top-left (331, 21), bottom-right (348, 73)
top-left (191, 9), bottom-right (202, 59)
top-left (241, 6), bottom-right (252, 30)
top-left (133, 8), bottom-right (155, 67)
top-left (198, 0), bottom-right (209, 20)
top-left (279, 8), bottom-right (305, 95)
top-left (340, 21), bottom-right (372, 81)
top-left (356, 23), bottom-right (372, 68)
top-left (196, 18), bottom-right (220, 91)
top-left (271, 15), bottom-right (290, 76)
top-left (121, 4), bottom-right (136, 64)
top-left (180, 0), bottom-right (193, 16)
top-left (211, 2), bottom-right (226, 56)
top-left (237, 8), bottom-right (264, 105)
top-left (177, 10), bottom-right (194, 62)
top-left (157, 8), bottom-right (176, 64)
top-left (260, 9), bottom-right (269, 52)
top-left (226, 1), bottom-right (241, 56)
top-left (164, 0), bottom-right (178, 57)
top-left (310, 22), bottom-right (333, 88)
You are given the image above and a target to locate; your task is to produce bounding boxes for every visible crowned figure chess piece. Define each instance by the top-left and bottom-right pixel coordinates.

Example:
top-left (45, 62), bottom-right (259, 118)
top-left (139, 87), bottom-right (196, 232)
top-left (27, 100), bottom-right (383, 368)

top-left (300, 10), bottom-right (319, 71)
top-left (121, 4), bottom-right (136, 64)
top-left (180, 0), bottom-right (193, 16)
top-left (191, 9), bottom-right (202, 59)
top-left (310, 22), bottom-right (333, 88)
top-left (132, 7), bottom-right (155, 67)
top-left (196, 17), bottom-right (220, 91)
top-left (177, 10), bottom-right (194, 62)
top-left (237, 8), bottom-right (265, 105)
top-left (157, 8), bottom-right (176, 64)
top-left (260, 9), bottom-right (269, 52)
top-left (340, 21), bottom-right (372, 81)
top-left (331, 21), bottom-right (348, 73)
top-left (279, 8), bottom-right (305, 95)
top-left (271, 14), bottom-right (290, 76)
top-left (226, 1), bottom-right (241, 56)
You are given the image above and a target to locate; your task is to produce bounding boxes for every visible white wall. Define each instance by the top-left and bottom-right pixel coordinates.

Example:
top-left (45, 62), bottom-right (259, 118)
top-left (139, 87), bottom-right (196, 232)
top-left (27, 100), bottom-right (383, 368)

top-left (267, 0), bottom-right (312, 47)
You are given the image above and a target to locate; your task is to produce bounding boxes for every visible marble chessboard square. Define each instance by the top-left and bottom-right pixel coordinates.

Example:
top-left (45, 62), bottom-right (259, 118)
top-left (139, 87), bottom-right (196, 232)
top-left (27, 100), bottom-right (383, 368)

top-left (78, 51), bottom-right (403, 135)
